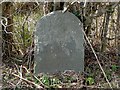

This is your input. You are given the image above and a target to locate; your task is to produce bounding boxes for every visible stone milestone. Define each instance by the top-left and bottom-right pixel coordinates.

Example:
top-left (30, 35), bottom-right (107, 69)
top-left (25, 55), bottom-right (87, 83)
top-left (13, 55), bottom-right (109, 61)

top-left (35, 11), bottom-right (84, 73)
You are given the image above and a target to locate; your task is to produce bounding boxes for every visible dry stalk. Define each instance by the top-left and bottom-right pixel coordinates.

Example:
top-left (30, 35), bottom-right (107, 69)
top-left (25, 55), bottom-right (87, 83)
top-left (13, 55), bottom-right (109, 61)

top-left (82, 25), bottom-right (113, 89)
top-left (11, 73), bottom-right (43, 89)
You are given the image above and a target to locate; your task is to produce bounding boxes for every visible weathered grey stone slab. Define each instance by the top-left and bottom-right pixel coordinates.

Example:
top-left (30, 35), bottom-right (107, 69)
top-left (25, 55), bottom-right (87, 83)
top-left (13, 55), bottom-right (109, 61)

top-left (35, 11), bottom-right (84, 73)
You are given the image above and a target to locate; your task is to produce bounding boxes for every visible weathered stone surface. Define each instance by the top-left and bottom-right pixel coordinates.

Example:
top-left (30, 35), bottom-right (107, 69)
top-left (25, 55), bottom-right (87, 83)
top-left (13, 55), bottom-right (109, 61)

top-left (35, 11), bottom-right (84, 73)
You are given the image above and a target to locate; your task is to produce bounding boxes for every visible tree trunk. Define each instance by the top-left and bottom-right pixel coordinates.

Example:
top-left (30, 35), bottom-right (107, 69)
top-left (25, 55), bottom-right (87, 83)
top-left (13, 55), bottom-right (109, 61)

top-left (2, 2), bottom-right (13, 63)
top-left (117, 4), bottom-right (120, 65)
top-left (100, 7), bottom-right (111, 52)
top-left (43, 1), bottom-right (54, 15)
top-left (0, 4), bottom-right (2, 86)
top-left (43, 1), bottom-right (64, 15)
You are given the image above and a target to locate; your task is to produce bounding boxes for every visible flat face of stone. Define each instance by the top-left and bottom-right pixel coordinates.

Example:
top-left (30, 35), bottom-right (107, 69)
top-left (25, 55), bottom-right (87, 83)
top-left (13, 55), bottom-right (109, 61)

top-left (35, 11), bottom-right (84, 73)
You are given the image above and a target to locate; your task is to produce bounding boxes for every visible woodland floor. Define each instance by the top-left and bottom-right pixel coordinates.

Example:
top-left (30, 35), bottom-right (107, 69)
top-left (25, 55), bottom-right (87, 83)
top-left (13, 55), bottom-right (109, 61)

top-left (1, 44), bottom-right (120, 90)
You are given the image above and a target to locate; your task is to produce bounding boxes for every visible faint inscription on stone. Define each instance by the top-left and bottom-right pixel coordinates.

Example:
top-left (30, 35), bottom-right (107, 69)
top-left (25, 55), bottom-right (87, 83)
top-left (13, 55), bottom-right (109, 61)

top-left (35, 11), bottom-right (84, 73)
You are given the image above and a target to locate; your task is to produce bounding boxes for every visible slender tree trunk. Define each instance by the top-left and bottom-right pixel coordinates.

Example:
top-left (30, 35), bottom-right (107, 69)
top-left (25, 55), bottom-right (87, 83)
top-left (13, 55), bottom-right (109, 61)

top-left (116, 4), bottom-right (120, 65)
top-left (53, 0), bottom-right (64, 11)
top-left (0, 4), bottom-right (2, 86)
top-left (101, 9), bottom-right (111, 52)
top-left (43, 1), bottom-right (64, 15)
top-left (2, 2), bottom-right (13, 63)
top-left (43, 1), bottom-right (54, 15)
top-left (0, 4), bottom-right (2, 61)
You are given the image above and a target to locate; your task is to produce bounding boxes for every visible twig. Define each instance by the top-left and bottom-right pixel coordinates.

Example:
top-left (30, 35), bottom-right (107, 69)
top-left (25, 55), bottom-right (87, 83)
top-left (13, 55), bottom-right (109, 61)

top-left (0, 0), bottom-right (5, 4)
top-left (22, 66), bottom-right (49, 88)
top-left (33, 75), bottom-right (49, 88)
top-left (11, 73), bottom-right (43, 89)
top-left (1, 17), bottom-right (13, 34)
top-left (84, 0), bottom-right (87, 8)
top-left (81, 25), bottom-right (113, 89)
top-left (16, 65), bottom-right (23, 86)
top-left (62, 0), bottom-right (79, 13)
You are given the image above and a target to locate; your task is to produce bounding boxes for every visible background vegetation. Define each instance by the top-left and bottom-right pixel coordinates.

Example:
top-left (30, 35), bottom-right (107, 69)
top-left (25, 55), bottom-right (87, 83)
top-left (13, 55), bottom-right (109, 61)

top-left (0, 1), bottom-right (120, 89)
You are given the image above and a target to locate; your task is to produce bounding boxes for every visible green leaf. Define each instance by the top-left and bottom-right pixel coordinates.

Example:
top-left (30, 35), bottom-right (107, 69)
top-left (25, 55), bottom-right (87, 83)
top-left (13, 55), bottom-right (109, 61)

top-left (27, 77), bottom-right (32, 81)
top-left (34, 79), bottom-right (39, 84)
top-left (41, 75), bottom-right (50, 86)
top-left (51, 78), bottom-right (60, 84)
top-left (86, 77), bottom-right (95, 85)
top-left (73, 11), bottom-right (80, 17)
top-left (111, 65), bottom-right (119, 71)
